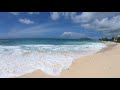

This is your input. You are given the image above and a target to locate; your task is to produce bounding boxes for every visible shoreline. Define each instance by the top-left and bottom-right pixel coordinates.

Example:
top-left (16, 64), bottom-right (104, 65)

top-left (97, 42), bottom-right (117, 53)
top-left (18, 43), bottom-right (120, 78)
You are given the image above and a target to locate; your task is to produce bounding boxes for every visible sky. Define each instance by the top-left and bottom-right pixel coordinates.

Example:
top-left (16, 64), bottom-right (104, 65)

top-left (0, 12), bottom-right (120, 39)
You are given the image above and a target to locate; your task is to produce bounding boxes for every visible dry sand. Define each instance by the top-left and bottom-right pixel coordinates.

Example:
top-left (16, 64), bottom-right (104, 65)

top-left (19, 43), bottom-right (120, 78)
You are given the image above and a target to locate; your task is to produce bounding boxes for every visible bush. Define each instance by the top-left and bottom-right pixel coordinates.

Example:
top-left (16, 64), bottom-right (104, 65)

top-left (99, 37), bottom-right (120, 43)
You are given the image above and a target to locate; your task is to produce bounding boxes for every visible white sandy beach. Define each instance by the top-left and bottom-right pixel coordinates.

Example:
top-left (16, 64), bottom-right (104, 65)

top-left (19, 43), bottom-right (120, 78)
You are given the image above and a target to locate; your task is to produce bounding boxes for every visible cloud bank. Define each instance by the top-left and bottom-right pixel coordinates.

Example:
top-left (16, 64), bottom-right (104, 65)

top-left (50, 12), bottom-right (120, 37)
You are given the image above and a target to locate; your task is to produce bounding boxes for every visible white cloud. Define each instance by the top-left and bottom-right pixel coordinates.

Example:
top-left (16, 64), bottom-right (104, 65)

top-left (80, 14), bottom-right (120, 36)
top-left (10, 12), bottom-right (40, 16)
top-left (72, 12), bottom-right (95, 23)
top-left (50, 12), bottom-right (61, 20)
top-left (61, 12), bottom-right (77, 19)
top-left (60, 32), bottom-right (86, 39)
top-left (28, 12), bottom-right (40, 15)
top-left (81, 15), bottom-right (120, 31)
top-left (19, 18), bottom-right (34, 24)
top-left (50, 12), bottom-right (77, 20)
top-left (10, 12), bottom-right (20, 15)
top-left (72, 12), bottom-right (120, 24)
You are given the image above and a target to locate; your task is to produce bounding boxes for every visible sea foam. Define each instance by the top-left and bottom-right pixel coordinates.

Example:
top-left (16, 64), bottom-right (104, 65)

top-left (0, 42), bottom-right (107, 78)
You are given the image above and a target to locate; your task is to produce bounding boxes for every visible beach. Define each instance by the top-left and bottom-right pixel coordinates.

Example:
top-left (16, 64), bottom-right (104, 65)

top-left (1, 12), bottom-right (120, 78)
top-left (19, 43), bottom-right (120, 78)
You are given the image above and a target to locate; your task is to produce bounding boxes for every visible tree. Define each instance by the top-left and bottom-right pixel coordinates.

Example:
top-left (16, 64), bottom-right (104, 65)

top-left (117, 37), bottom-right (120, 42)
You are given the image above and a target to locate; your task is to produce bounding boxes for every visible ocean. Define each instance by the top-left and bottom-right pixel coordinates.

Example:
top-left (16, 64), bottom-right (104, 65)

top-left (0, 38), bottom-right (107, 77)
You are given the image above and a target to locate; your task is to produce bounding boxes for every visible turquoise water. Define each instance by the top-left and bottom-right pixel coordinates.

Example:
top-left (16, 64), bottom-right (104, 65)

top-left (0, 38), bottom-right (107, 78)
top-left (0, 38), bottom-right (96, 45)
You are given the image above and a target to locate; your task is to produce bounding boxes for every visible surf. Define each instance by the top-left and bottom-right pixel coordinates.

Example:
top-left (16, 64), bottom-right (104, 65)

top-left (0, 38), bottom-right (107, 77)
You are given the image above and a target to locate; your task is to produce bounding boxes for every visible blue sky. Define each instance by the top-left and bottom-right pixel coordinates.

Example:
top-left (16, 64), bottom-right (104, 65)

top-left (0, 12), bottom-right (120, 39)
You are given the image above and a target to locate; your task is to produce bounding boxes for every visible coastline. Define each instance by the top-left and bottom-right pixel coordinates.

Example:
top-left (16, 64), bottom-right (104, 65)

top-left (18, 43), bottom-right (120, 78)
top-left (97, 42), bottom-right (117, 53)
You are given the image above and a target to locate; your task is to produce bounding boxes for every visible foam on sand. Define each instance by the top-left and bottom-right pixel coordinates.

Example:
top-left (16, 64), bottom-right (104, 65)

top-left (0, 42), bottom-right (107, 78)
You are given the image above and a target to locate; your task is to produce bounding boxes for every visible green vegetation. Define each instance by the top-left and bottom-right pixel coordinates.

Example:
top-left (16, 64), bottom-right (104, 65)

top-left (99, 37), bottom-right (120, 43)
